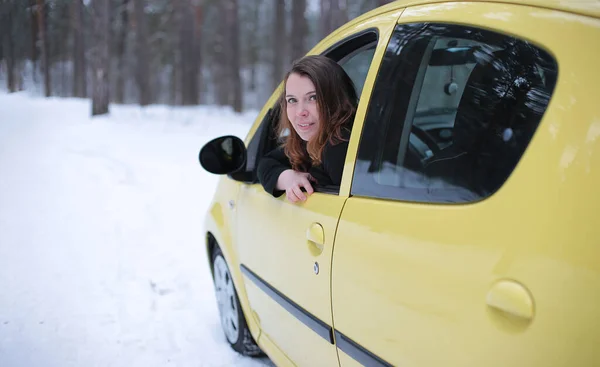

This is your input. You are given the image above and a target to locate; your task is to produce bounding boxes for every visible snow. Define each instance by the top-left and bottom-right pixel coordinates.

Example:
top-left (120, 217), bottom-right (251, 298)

top-left (0, 92), bottom-right (274, 367)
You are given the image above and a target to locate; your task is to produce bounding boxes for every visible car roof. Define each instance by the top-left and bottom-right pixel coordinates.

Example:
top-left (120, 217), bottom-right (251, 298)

top-left (368, 0), bottom-right (600, 20)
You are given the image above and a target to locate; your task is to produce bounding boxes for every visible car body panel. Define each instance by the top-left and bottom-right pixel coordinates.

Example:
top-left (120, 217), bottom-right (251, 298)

top-left (237, 190), bottom-right (345, 366)
top-left (331, 8), bottom-right (406, 197)
top-left (228, 8), bottom-right (403, 367)
top-left (202, 1), bottom-right (600, 365)
top-left (331, 2), bottom-right (600, 366)
top-left (203, 177), bottom-right (263, 339)
top-left (354, 0), bottom-right (600, 21)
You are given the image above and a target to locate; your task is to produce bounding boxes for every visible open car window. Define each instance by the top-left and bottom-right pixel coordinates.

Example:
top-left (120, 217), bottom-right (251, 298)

top-left (245, 30), bottom-right (380, 193)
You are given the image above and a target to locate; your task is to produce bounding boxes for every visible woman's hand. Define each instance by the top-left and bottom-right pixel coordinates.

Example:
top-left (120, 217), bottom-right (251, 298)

top-left (276, 169), bottom-right (316, 203)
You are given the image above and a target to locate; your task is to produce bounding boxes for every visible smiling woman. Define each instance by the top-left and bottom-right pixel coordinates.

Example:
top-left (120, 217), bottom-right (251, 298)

top-left (256, 55), bottom-right (359, 203)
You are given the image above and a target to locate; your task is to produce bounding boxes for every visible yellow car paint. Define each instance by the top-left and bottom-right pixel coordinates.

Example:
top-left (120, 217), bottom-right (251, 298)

top-left (202, 1), bottom-right (600, 366)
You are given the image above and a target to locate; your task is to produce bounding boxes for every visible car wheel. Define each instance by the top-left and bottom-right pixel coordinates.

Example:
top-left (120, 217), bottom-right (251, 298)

top-left (212, 246), bottom-right (263, 357)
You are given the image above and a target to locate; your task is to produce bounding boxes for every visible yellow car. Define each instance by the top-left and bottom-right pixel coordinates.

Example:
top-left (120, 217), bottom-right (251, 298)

top-left (198, 1), bottom-right (600, 366)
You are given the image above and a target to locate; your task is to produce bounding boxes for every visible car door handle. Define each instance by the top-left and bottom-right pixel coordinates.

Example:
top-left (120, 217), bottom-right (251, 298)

top-left (486, 280), bottom-right (534, 320)
top-left (306, 222), bottom-right (325, 255)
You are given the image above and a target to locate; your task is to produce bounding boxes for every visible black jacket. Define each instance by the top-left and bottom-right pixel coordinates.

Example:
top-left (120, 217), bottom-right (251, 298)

top-left (257, 129), bottom-right (351, 197)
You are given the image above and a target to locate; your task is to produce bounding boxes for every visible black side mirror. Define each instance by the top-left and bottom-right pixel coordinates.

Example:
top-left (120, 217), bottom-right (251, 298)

top-left (199, 135), bottom-right (247, 175)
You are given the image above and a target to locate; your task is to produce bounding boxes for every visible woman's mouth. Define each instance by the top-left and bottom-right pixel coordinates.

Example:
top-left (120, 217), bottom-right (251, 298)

top-left (297, 122), bottom-right (315, 131)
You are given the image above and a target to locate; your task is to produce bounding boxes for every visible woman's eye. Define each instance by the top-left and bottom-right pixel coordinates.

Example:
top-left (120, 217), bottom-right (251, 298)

top-left (287, 98), bottom-right (297, 104)
top-left (308, 95), bottom-right (317, 101)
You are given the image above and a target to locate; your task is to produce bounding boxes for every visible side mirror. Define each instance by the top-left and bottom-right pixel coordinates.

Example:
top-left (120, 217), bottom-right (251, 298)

top-left (199, 135), bottom-right (247, 175)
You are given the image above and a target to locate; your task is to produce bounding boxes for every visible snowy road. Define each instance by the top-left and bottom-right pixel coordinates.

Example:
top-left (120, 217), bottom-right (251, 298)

top-left (0, 93), bottom-right (273, 367)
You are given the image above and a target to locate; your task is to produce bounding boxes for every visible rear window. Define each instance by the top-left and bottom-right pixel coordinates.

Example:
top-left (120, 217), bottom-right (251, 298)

top-left (351, 23), bottom-right (558, 203)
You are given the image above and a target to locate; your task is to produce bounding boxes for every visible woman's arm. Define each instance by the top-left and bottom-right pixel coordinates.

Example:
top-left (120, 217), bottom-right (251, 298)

top-left (257, 146), bottom-right (291, 197)
top-left (322, 140), bottom-right (350, 186)
top-left (257, 146), bottom-right (315, 202)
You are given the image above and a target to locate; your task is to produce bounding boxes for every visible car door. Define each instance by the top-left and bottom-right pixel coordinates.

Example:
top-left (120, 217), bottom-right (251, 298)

top-left (330, 3), bottom-right (582, 367)
top-left (234, 11), bottom-right (402, 367)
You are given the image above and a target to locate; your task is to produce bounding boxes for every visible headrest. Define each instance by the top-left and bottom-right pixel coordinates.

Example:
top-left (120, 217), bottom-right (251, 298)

top-left (452, 46), bottom-right (547, 152)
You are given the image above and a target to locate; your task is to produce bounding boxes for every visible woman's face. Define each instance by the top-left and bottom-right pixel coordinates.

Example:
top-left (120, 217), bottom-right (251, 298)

top-left (285, 73), bottom-right (321, 142)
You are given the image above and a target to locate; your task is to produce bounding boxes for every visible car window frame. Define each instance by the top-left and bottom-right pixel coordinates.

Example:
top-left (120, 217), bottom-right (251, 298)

top-left (237, 28), bottom-right (381, 194)
top-left (350, 22), bottom-right (559, 204)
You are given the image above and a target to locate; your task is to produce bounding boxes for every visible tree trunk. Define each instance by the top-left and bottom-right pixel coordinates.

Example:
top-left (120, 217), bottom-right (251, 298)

top-left (320, 0), bottom-right (348, 38)
top-left (272, 0), bottom-right (285, 91)
top-left (333, 0), bottom-right (348, 30)
top-left (213, 1), bottom-right (228, 106)
top-left (376, 0), bottom-right (393, 6)
top-left (178, 0), bottom-right (200, 105)
top-left (72, 0), bottom-right (86, 98)
top-left (291, 0), bottom-right (307, 63)
top-left (29, 0), bottom-right (38, 84)
top-left (133, 0), bottom-right (151, 105)
top-left (194, 4), bottom-right (203, 104)
top-left (91, 0), bottom-right (110, 116)
top-left (37, 0), bottom-right (51, 97)
top-left (115, 0), bottom-right (129, 104)
top-left (248, 0), bottom-right (260, 92)
top-left (1, 1), bottom-right (16, 92)
top-left (225, 0), bottom-right (242, 112)
top-left (320, 0), bottom-right (332, 39)
top-left (168, 3), bottom-right (178, 105)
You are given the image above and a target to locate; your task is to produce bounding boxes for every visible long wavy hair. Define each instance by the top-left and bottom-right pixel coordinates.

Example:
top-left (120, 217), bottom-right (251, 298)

top-left (276, 55), bottom-right (358, 171)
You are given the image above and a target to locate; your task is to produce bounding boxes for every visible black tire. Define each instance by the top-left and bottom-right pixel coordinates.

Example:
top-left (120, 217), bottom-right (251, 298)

top-left (211, 246), bottom-right (263, 357)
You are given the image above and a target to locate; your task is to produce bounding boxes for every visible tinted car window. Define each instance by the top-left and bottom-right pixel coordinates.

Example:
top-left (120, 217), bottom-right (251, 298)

top-left (352, 23), bottom-right (558, 203)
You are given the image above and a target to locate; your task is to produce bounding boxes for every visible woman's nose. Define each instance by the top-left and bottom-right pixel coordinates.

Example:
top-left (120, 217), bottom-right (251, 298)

top-left (296, 103), bottom-right (308, 117)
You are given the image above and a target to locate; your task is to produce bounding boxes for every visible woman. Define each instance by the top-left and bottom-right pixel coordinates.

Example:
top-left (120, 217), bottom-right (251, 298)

top-left (257, 55), bottom-right (358, 203)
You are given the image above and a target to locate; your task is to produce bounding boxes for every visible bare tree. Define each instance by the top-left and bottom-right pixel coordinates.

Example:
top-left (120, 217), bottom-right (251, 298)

top-left (225, 0), bottom-right (242, 112)
top-left (167, 3), bottom-right (178, 105)
top-left (36, 0), bottom-right (51, 97)
top-left (91, 0), bottom-right (111, 116)
top-left (211, 0), bottom-right (241, 110)
top-left (177, 0), bottom-right (201, 105)
top-left (218, 0), bottom-right (243, 112)
top-left (333, 0), bottom-right (348, 30)
top-left (72, 0), bottom-right (86, 98)
top-left (193, 2), bottom-right (203, 104)
top-left (28, 0), bottom-right (39, 84)
top-left (321, 0), bottom-right (349, 39)
top-left (291, 0), bottom-right (307, 63)
top-left (133, 0), bottom-right (151, 105)
top-left (320, 0), bottom-right (332, 39)
top-left (246, 0), bottom-right (261, 92)
top-left (1, 0), bottom-right (17, 92)
top-left (115, 0), bottom-right (129, 104)
top-left (272, 0), bottom-right (285, 90)
top-left (211, 1), bottom-right (227, 106)
top-left (0, 0), bottom-right (386, 112)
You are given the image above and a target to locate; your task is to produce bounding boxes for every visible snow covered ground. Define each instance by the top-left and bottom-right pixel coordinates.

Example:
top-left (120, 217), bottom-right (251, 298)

top-left (0, 92), bottom-right (274, 367)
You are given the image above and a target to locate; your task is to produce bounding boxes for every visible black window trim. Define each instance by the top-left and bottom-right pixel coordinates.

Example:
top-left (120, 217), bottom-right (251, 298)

top-left (395, 36), bottom-right (437, 166)
top-left (240, 264), bottom-right (334, 344)
top-left (240, 263), bottom-right (394, 366)
top-left (323, 28), bottom-right (380, 62)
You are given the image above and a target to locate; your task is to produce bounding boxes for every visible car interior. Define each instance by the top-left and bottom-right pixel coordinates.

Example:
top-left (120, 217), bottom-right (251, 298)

top-left (401, 37), bottom-right (557, 197)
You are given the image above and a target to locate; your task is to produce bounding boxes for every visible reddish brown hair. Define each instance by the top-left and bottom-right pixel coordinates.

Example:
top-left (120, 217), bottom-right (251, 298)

top-left (276, 55), bottom-right (358, 171)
